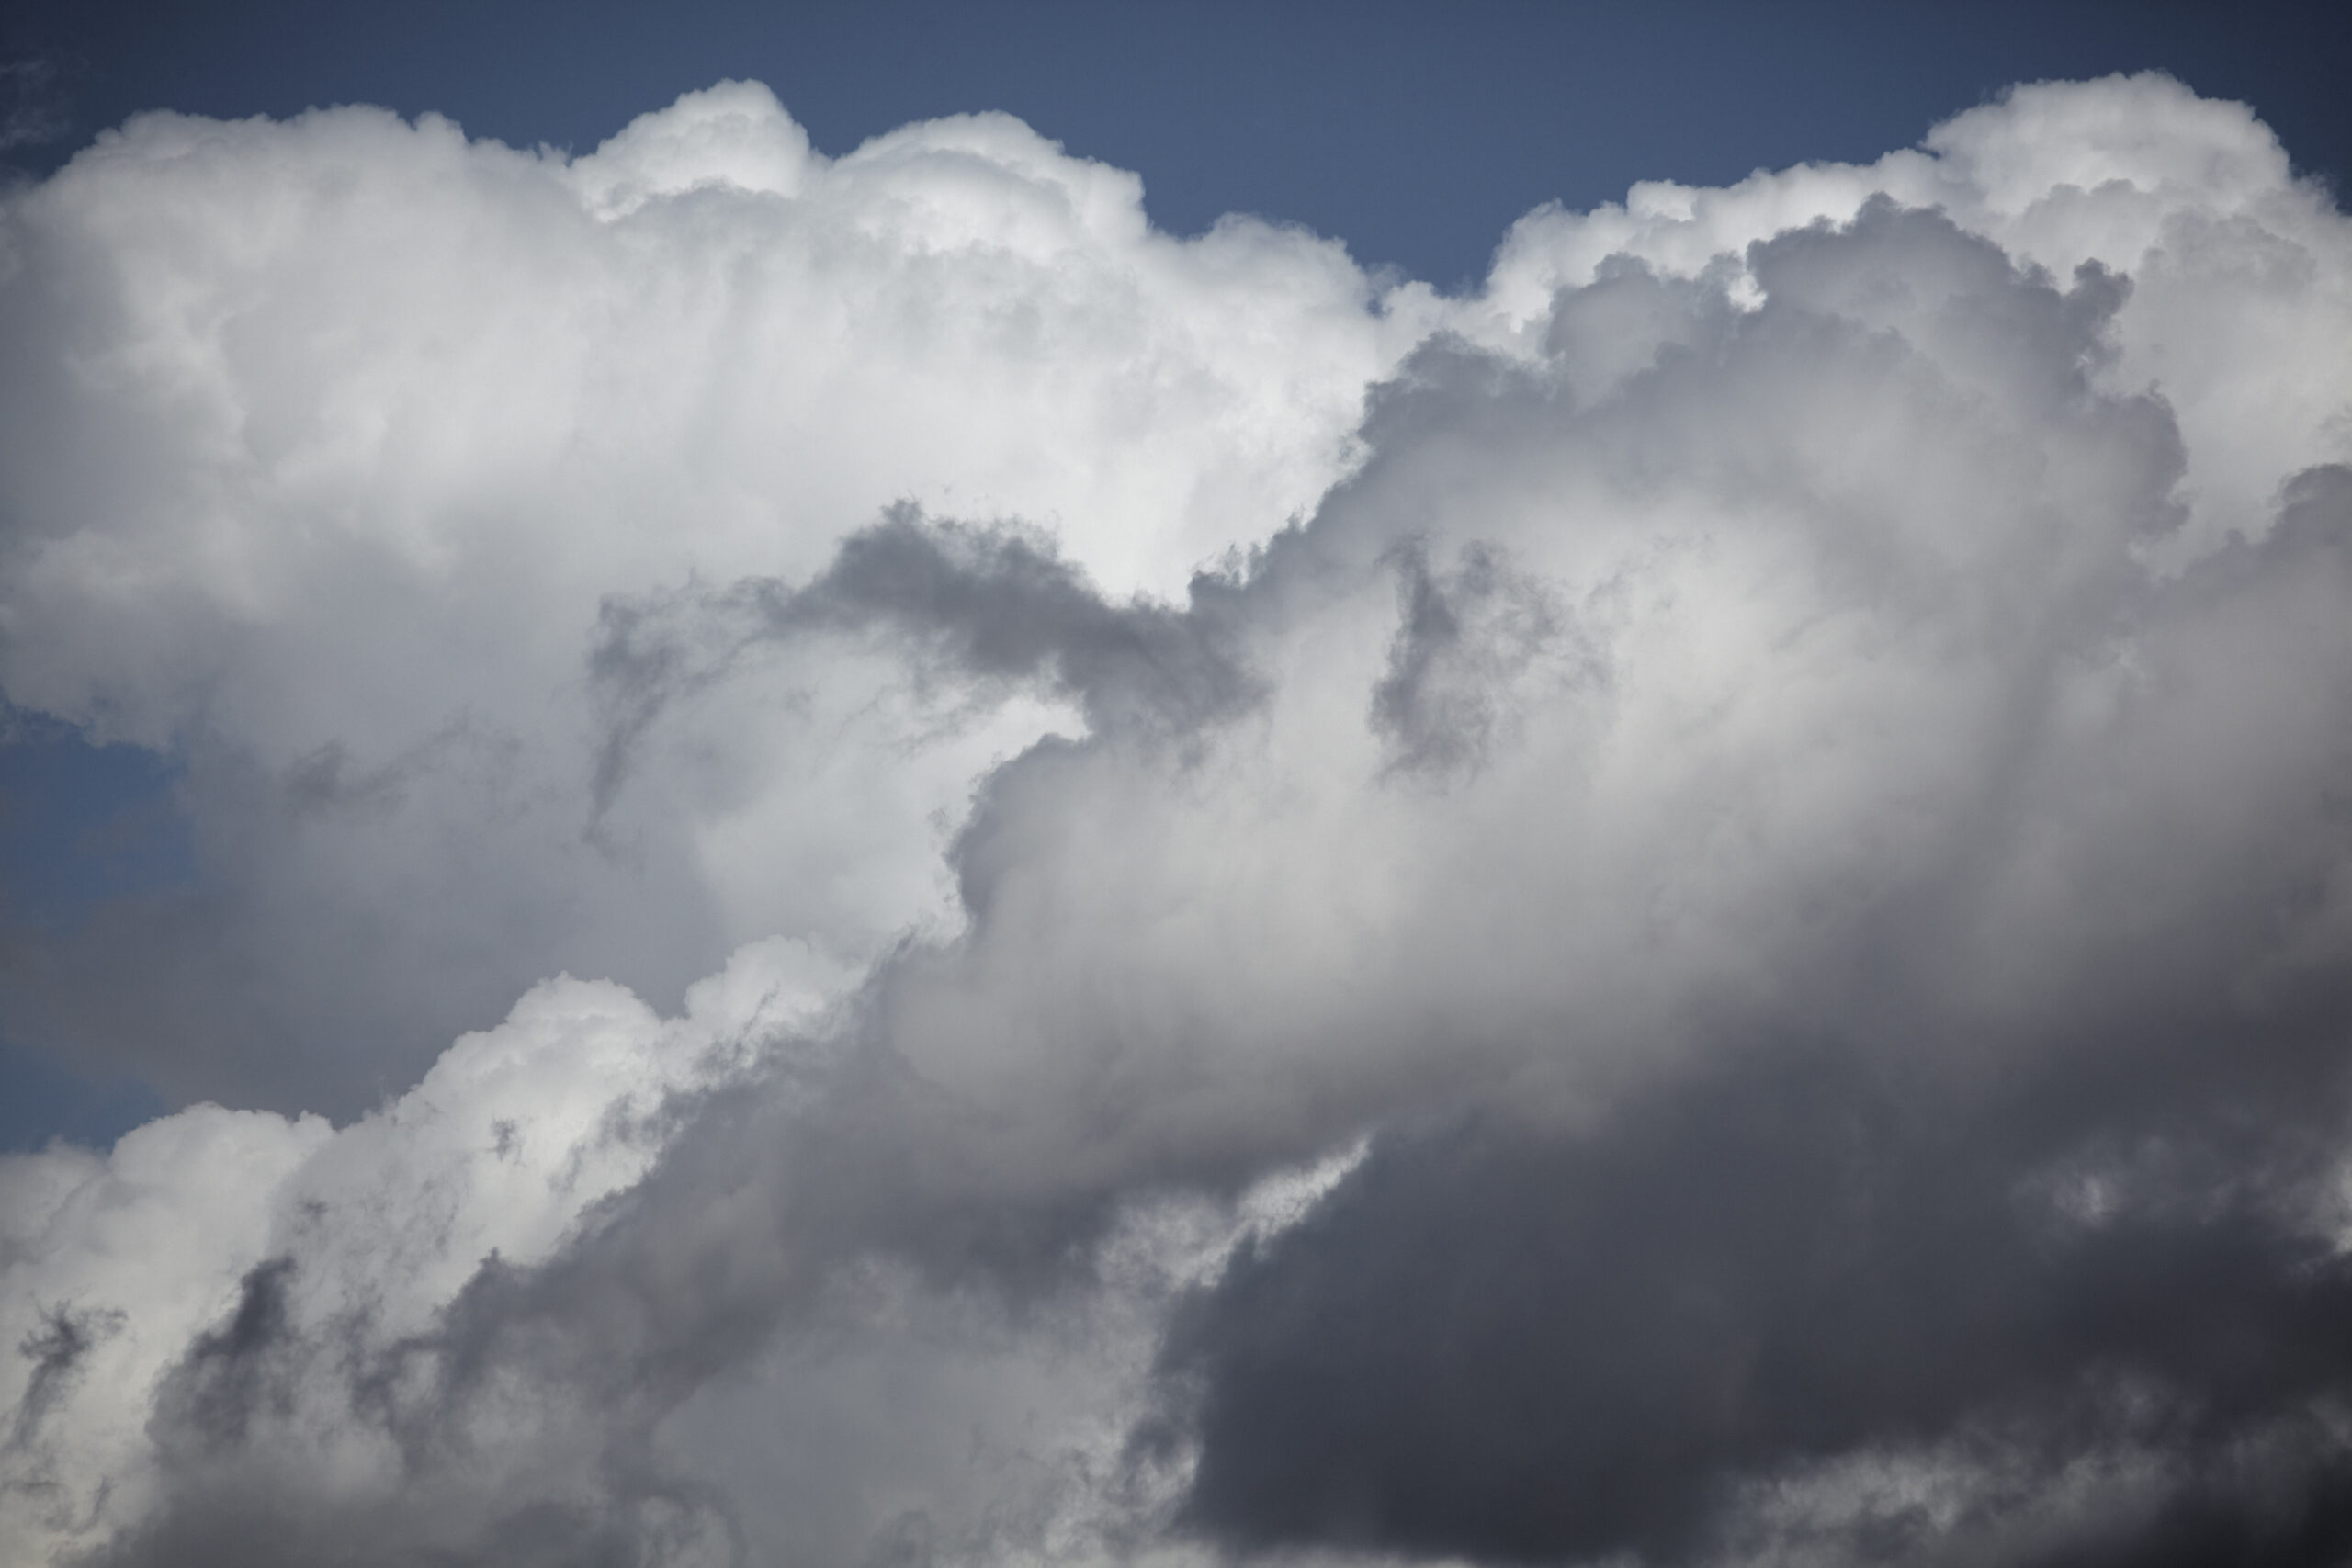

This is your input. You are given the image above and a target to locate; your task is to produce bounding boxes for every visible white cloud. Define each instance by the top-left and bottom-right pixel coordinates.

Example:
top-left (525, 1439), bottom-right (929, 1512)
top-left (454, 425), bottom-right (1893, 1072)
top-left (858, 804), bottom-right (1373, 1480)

top-left (0, 79), bottom-right (1434, 1111)
top-left (0, 934), bottom-right (847, 1563)
top-left (1, 70), bottom-right (2350, 1567)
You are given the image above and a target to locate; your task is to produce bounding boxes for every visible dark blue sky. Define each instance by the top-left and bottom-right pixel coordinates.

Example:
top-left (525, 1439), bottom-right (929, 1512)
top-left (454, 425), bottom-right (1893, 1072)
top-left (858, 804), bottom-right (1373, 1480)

top-left (5, 1), bottom-right (2346, 289)
top-left (0, 0), bottom-right (2344, 1149)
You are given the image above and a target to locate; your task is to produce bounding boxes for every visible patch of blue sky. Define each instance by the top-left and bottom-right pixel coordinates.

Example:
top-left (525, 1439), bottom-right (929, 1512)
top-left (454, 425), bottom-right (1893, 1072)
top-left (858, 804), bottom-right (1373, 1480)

top-left (3, 1), bottom-right (2346, 293)
top-left (0, 705), bottom-right (187, 1150)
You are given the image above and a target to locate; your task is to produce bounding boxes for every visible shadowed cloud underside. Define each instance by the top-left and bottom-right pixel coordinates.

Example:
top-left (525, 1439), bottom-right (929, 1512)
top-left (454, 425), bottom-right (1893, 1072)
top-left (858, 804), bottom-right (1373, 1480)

top-left (1, 70), bottom-right (2350, 1568)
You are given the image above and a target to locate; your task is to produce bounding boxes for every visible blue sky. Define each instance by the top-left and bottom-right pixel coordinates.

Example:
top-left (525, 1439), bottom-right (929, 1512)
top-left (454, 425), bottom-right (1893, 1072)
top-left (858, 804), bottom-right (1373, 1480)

top-left (6, 2), bottom-right (2347, 289)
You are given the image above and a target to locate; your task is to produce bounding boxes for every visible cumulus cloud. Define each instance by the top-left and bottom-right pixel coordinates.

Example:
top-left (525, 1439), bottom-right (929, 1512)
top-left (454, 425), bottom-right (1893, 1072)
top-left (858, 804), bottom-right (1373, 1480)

top-left (4, 68), bottom-right (2352, 1568)
top-left (0, 79), bottom-right (1430, 1113)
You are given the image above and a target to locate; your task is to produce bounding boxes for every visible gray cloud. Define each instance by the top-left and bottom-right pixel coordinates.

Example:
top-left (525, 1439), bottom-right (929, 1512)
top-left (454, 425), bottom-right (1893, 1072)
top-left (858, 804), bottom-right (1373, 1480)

top-left (1124, 241), bottom-right (2352, 1565)
top-left (1370, 536), bottom-right (1588, 778)
top-left (589, 505), bottom-right (1265, 827)
top-left (6, 71), bottom-right (2352, 1568)
top-left (0, 80), bottom-right (1402, 1116)
top-left (1164, 1026), bottom-right (2352, 1567)
top-left (8, 1308), bottom-right (110, 1451)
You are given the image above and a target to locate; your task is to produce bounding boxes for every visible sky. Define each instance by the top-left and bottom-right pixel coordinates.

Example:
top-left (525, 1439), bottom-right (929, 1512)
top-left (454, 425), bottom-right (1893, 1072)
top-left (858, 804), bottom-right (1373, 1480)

top-left (6, 1), bottom-right (2352, 287)
top-left (2, 3), bottom-right (2352, 1565)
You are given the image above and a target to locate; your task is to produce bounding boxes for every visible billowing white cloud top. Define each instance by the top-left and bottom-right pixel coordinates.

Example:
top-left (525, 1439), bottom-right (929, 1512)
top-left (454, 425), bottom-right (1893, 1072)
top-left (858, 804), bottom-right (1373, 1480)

top-left (3, 72), bottom-right (2351, 1568)
top-left (0, 80), bottom-right (1440, 1112)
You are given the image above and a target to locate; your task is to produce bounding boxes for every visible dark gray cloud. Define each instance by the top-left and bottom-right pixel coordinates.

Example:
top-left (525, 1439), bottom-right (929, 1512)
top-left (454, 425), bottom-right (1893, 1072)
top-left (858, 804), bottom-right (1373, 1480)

top-left (1164, 1025), bottom-right (2352, 1568)
top-left (75, 1049), bottom-right (1144, 1568)
top-left (153, 1258), bottom-right (299, 1453)
top-left (8, 1303), bottom-right (119, 1461)
top-left (1139, 267), bottom-right (2352, 1565)
top-left (8, 73), bottom-right (2352, 1568)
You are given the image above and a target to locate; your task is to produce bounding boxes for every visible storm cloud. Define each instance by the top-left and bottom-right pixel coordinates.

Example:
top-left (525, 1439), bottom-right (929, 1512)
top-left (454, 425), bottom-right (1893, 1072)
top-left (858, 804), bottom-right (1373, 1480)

top-left (4, 69), bottom-right (2352, 1568)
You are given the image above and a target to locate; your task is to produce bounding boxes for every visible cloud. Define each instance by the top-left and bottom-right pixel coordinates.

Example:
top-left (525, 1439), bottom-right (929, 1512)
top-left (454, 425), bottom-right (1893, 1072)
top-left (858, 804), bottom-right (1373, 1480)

top-left (2, 68), bottom-right (2351, 1568)
top-left (0, 935), bottom-right (847, 1564)
top-left (585, 504), bottom-right (1263, 828)
top-left (0, 80), bottom-right (1429, 1114)
top-left (1167, 1042), bottom-right (2352, 1567)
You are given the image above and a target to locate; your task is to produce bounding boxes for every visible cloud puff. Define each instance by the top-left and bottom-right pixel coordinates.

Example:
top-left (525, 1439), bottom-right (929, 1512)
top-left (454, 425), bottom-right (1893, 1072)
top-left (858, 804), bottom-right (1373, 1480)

top-left (4, 69), bottom-right (2352, 1568)
top-left (0, 936), bottom-right (847, 1563)
top-left (0, 80), bottom-right (1431, 1113)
